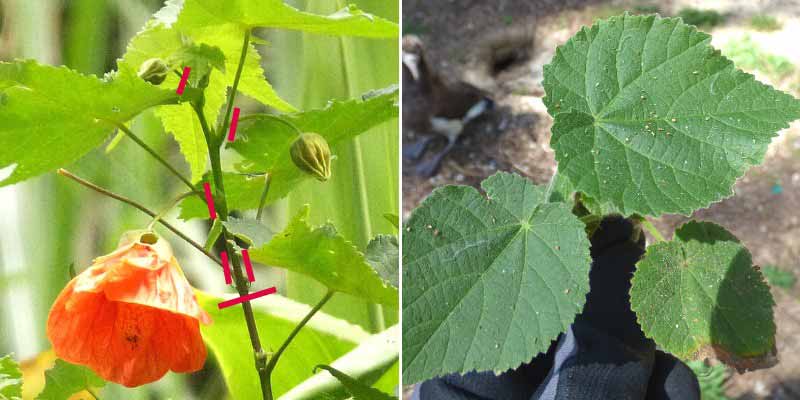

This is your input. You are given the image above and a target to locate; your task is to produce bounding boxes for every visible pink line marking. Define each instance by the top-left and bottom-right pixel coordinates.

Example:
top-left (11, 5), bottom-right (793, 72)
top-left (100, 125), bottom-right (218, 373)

top-left (218, 287), bottom-right (277, 309)
top-left (203, 182), bottom-right (217, 220)
top-left (242, 249), bottom-right (255, 282)
top-left (220, 251), bottom-right (232, 284)
top-left (227, 107), bottom-right (241, 142)
top-left (176, 67), bottom-right (191, 95)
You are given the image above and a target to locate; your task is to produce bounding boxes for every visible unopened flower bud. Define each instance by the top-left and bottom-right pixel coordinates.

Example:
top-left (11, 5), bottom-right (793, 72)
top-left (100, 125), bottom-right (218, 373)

top-left (290, 133), bottom-right (331, 182)
top-left (137, 58), bottom-right (169, 85)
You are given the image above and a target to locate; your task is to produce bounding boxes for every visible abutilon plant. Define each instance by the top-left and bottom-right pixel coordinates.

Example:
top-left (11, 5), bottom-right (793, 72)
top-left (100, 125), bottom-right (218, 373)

top-left (402, 12), bottom-right (800, 385)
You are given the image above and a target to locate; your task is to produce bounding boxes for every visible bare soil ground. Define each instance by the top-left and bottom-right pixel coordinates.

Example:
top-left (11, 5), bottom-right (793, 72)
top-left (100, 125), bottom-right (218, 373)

top-left (402, 0), bottom-right (800, 398)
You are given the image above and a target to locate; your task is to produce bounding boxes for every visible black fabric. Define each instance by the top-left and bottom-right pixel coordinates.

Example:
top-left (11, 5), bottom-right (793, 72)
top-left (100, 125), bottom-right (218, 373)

top-left (415, 217), bottom-right (701, 400)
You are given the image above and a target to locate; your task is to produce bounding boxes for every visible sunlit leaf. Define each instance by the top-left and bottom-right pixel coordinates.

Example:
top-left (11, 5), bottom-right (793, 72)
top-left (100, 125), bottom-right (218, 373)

top-left (280, 325), bottom-right (399, 400)
top-left (178, 0), bottom-right (398, 38)
top-left (197, 291), bottom-right (368, 399)
top-left (0, 61), bottom-right (181, 186)
top-left (248, 206), bottom-right (398, 307)
top-left (543, 14), bottom-right (800, 217)
top-left (179, 87), bottom-right (398, 219)
top-left (0, 354), bottom-right (22, 400)
top-left (365, 235), bottom-right (398, 288)
top-left (36, 359), bottom-right (104, 400)
top-left (314, 365), bottom-right (396, 400)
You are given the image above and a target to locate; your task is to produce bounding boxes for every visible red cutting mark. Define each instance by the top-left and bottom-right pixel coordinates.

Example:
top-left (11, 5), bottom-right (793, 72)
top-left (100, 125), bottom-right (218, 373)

top-left (203, 182), bottom-right (217, 220)
top-left (176, 67), bottom-right (191, 95)
top-left (220, 251), bottom-right (232, 284)
top-left (218, 287), bottom-right (277, 309)
top-left (227, 107), bottom-right (241, 142)
top-left (242, 249), bottom-right (256, 282)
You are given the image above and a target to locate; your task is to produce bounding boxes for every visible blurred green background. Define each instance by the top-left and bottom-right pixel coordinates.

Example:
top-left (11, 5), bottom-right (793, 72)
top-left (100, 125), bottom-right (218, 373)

top-left (0, 0), bottom-right (398, 398)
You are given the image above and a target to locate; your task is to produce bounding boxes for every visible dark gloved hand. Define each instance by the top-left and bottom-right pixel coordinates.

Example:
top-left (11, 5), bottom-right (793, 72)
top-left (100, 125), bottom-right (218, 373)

top-left (414, 216), bottom-right (701, 400)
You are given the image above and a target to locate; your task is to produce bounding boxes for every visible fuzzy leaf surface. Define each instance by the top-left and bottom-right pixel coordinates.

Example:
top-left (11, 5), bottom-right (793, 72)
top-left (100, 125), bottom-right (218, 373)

top-left (543, 14), bottom-right (800, 216)
top-left (0, 61), bottom-right (180, 186)
top-left (630, 221), bottom-right (776, 371)
top-left (179, 86), bottom-right (398, 219)
top-left (402, 172), bottom-right (591, 383)
top-left (248, 206), bottom-right (398, 306)
top-left (366, 235), bottom-right (399, 288)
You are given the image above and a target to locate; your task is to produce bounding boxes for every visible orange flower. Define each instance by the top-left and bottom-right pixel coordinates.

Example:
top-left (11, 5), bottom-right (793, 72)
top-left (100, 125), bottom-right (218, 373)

top-left (46, 230), bottom-right (212, 387)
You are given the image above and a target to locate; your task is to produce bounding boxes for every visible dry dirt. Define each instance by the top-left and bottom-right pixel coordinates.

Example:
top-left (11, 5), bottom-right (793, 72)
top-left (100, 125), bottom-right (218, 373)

top-left (402, 0), bottom-right (800, 398)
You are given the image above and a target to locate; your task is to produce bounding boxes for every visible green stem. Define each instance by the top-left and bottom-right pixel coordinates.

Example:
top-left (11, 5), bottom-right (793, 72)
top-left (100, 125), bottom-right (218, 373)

top-left (147, 191), bottom-right (195, 230)
top-left (57, 169), bottom-right (221, 266)
top-left (264, 290), bottom-right (335, 399)
top-left (193, 30), bottom-right (271, 399)
top-left (218, 29), bottom-right (251, 144)
top-left (239, 114), bottom-right (303, 135)
top-left (544, 168), bottom-right (559, 202)
top-left (642, 218), bottom-right (667, 242)
top-left (256, 173), bottom-right (272, 222)
top-left (97, 118), bottom-right (199, 196)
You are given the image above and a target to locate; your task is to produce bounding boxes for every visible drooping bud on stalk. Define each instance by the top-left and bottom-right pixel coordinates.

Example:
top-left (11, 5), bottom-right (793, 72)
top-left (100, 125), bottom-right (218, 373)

top-left (137, 58), bottom-right (169, 85)
top-left (290, 133), bottom-right (332, 181)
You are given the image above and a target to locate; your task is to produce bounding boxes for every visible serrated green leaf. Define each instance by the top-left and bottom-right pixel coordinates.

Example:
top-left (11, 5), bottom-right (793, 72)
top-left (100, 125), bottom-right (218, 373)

top-left (543, 14), bottom-right (800, 217)
top-left (36, 359), bottom-right (105, 400)
top-left (402, 172), bottom-right (592, 383)
top-left (0, 354), bottom-right (22, 400)
top-left (179, 87), bottom-right (398, 219)
top-left (197, 291), bottom-right (368, 399)
top-left (0, 61), bottom-right (182, 186)
top-left (167, 42), bottom-right (226, 85)
top-left (222, 217), bottom-right (274, 248)
top-left (314, 366), bottom-right (397, 400)
top-left (280, 325), bottom-right (399, 400)
top-left (365, 235), bottom-right (398, 288)
top-left (178, 0), bottom-right (398, 39)
top-left (119, 0), bottom-right (295, 182)
top-left (248, 206), bottom-right (398, 307)
top-left (630, 221), bottom-right (776, 372)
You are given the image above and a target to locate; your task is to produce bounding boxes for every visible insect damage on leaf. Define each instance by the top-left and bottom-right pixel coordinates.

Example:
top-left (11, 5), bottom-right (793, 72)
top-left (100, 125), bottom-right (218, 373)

top-left (630, 221), bottom-right (776, 372)
top-left (402, 172), bottom-right (591, 384)
top-left (543, 13), bottom-right (800, 217)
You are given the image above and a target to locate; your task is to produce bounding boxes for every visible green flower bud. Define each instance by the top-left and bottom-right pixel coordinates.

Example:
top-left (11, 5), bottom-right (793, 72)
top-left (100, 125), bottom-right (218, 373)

top-left (290, 133), bottom-right (332, 182)
top-left (137, 58), bottom-right (169, 85)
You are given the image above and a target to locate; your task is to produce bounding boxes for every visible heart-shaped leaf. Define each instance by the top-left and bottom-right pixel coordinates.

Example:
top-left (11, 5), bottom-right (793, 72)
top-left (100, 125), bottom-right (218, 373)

top-left (630, 221), bottom-right (776, 372)
top-left (543, 14), bottom-right (800, 217)
top-left (402, 172), bottom-right (591, 383)
top-left (248, 206), bottom-right (398, 307)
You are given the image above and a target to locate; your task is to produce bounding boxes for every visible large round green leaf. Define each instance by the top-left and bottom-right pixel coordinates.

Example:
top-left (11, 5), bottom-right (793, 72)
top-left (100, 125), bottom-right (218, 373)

top-left (630, 221), bottom-right (776, 372)
top-left (402, 172), bottom-right (591, 383)
top-left (543, 14), bottom-right (800, 217)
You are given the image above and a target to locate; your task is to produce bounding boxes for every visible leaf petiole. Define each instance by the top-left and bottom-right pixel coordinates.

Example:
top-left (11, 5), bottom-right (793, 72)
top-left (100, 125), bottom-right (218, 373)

top-left (57, 169), bottom-right (222, 267)
top-left (264, 290), bottom-right (335, 400)
top-left (256, 173), bottom-right (272, 222)
top-left (96, 118), bottom-right (201, 198)
top-left (146, 191), bottom-right (195, 231)
top-left (641, 218), bottom-right (667, 243)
